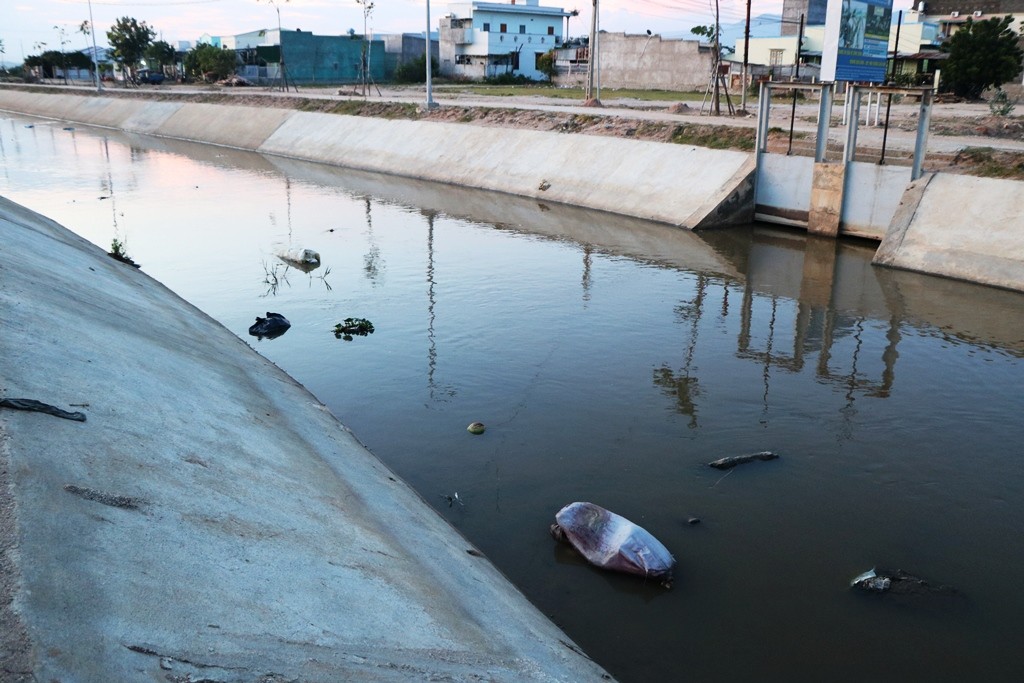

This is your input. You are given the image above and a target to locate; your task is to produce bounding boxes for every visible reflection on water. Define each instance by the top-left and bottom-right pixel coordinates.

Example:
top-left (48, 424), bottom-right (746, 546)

top-left (3, 116), bottom-right (1024, 682)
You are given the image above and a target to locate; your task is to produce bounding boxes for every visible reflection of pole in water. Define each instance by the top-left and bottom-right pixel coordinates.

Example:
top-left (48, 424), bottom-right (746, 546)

top-left (363, 197), bottom-right (382, 283)
top-left (581, 245), bottom-right (592, 304)
top-left (837, 318), bottom-right (865, 439)
top-left (760, 296), bottom-right (777, 425)
top-left (101, 137), bottom-right (121, 244)
top-left (877, 316), bottom-right (900, 398)
top-left (426, 211), bottom-right (438, 398)
top-left (654, 275), bottom-right (706, 428)
top-left (286, 176), bottom-right (293, 241)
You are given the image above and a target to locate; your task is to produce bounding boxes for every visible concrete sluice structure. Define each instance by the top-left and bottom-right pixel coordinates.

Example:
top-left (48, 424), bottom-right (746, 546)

top-left (0, 197), bottom-right (613, 679)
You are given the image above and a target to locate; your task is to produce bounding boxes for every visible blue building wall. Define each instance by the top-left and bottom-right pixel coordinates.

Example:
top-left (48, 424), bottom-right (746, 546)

top-left (281, 30), bottom-right (385, 83)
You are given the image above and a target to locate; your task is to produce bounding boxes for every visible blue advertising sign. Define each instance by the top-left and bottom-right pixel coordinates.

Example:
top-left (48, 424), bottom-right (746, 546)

top-left (822, 0), bottom-right (893, 83)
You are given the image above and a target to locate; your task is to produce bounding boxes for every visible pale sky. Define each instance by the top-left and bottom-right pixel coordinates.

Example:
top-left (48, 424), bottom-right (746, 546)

top-left (2, 0), bottom-right (784, 66)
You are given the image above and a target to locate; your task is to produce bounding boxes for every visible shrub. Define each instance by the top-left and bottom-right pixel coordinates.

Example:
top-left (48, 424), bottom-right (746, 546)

top-left (392, 55), bottom-right (438, 84)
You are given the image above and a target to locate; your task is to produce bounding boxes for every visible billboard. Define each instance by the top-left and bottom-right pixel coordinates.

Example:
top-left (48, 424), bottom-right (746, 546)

top-left (820, 0), bottom-right (893, 82)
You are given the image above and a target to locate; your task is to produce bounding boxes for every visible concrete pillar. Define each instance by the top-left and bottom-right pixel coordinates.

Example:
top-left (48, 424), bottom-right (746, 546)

top-left (808, 162), bottom-right (845, 236)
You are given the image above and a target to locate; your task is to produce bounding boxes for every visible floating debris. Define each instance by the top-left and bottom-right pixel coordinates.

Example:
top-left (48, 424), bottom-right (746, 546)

top-left (249, 312), bottom-right (290, 340)
top-left (467, 422), bottom-right (486, 435)
top-left (333, 318), bottom-right (374, 340)
top-left (441, 492), bottom-right (464, 508)
top-left (708, 451), bottom-right (779, 470)
top-left (851, 567), bottom-right (959, 597)
top-left (551, 501), bottom-right (676, 587)
top-left (275, 247), bottom-right (321, 273)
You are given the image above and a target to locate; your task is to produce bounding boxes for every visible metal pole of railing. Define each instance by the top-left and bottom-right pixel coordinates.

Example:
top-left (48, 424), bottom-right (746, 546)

top-left (815, 83), bottom-right (832, 162)
top-left (911, 88), bottom-right (933, 180)
top-left (844, 85), bottom-right (861, 164)
top-left (756, 82), bottom-right (772, 154)
top-left (787, 14), bottom-right (804, 155)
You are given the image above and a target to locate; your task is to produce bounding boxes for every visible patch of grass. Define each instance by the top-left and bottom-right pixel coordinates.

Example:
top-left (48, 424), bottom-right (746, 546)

top-left (953, 147), bottom-right (1024, 179)
top-left (670, 123), bottom-right (757, 151)
top-left (634, 121), bottom-right (670, 138)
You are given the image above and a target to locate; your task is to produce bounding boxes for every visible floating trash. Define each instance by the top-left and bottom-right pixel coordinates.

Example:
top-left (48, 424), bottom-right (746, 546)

top-left (551, 501), bottom-right (676, 587)
top-left (467, 422), bottom-right (486, 435)
top-left (708, 451), bottom-right (779, 470)
top-left (249, 312), bottom-right (290, 340)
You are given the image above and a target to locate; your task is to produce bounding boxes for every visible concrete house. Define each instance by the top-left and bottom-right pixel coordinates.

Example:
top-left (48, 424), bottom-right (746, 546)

top-left (553, 33), bottom-right (714, 91)
top-left (439, 0), bottom-right (570, 80)
top-left (915, 0), bottom-right (1024, 37)
top-left (226, 28), bottom-right (385, 85)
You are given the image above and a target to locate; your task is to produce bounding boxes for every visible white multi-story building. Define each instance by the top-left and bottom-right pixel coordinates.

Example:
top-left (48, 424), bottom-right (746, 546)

top-left (439, 0), bottom-right (570, 81)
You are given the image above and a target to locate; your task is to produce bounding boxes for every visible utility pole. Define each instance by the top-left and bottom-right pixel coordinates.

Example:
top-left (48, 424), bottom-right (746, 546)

top-left (586, 0), bottom-right (598, 102)
top-left (86, 0), bottom-right (102, 91)
top-left (741, 0), bottom-right (751, 111)
top-left (425, 0), bottom-right (436, 108)
top-left (713, 0), bottom-right (721, 115)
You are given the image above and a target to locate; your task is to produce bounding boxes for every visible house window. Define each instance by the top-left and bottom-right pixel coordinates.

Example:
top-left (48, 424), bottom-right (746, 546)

top-left (548, 26), bottom-right (555, 36)
top-left (500, 23), bottom-right (507, 33)
top-left (520, 25), bottom-right (527, 34)
top-left (769, 49), bottom-right (785, 67)
top-left (483, 22), bottom-right (490, 31)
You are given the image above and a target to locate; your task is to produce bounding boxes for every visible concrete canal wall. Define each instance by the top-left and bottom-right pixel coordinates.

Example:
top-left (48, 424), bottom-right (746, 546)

top-left (0, 89), bottom-right (754, 230)
top-left (0, 195), bottom-right (613, 680)
top-left (874, 173), bottom-right (1024, 293)
top-left (2, 88), bottom-right (1024, 292)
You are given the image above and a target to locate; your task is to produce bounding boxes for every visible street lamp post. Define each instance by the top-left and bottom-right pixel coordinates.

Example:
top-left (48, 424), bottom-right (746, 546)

top-left (426, 0), bottom-right (436, 108)
top-left (87, 0), bottom-right (102, 91)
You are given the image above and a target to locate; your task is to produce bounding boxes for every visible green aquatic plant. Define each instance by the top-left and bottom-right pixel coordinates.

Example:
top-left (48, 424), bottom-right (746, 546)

top-left (108, 237), bottom-right (139, 268)
top-left (333, 317), bottom-right (375, 340)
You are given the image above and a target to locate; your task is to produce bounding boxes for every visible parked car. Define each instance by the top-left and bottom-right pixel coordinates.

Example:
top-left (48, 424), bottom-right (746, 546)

top-left (136, 69), bottom-right (165, 85)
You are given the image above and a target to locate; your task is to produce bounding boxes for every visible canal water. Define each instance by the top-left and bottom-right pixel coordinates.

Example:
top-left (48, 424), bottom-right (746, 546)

top-left (3, 115), bottom-right (1024, 681)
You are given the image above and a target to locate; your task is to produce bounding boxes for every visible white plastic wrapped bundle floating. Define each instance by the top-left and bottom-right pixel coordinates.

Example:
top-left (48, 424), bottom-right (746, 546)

top-left (275, 247), bottom-right (321, 272)
top-left (551, 502), bottom-right (676, 588)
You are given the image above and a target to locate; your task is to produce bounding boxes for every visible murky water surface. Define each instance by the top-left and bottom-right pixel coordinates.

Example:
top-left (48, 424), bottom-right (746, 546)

top-left (3, 116), bottom-right (1024, 681)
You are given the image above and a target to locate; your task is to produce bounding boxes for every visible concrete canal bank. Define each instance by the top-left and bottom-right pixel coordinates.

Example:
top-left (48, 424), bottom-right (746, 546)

top-left (0, 89), bottom-right (754, 230)
top-left (0, 196), bottom-right (612, 680)
top-left (1, 86), bottom-right (1023, 290)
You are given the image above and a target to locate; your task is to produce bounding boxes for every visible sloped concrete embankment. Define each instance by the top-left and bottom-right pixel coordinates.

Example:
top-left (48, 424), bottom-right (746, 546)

top-left (0, 196), bottom-right (613, 680)
top-left (0, 89), bottom-right (753, 229)
top-left (874, 173), bottom-right (1024, 293)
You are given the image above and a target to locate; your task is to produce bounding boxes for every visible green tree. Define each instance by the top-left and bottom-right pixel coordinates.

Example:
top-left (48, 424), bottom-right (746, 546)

top-left (690, 25), bottom-right (717, 41)
top-left (27, 47), bottom-right (92, 81)
top-left (145, 40), bottom-right (176, 70)
top-left (536, 50), bottom-right (556, 82)
top-left (106, 16), bottom-right (156, 83)
top-left (941, 16), bottom-right (1024, 99)
top-left (184, 43), bottom-right (237, 82)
